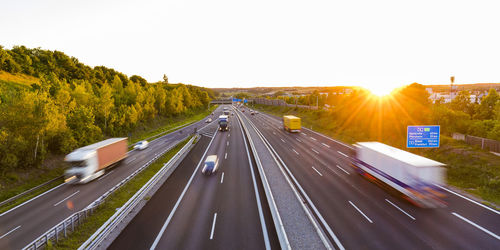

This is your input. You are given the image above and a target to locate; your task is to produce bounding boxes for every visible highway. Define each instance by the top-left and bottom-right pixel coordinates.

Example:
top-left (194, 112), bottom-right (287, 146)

top-left (241, 108), bottom-right (500, 249)
top-left (110, 107), bottom-right (279, 249)
top-left (2, 103), bottom-right (499, 250)
top-left (0, 108), bottom-right (224, 250)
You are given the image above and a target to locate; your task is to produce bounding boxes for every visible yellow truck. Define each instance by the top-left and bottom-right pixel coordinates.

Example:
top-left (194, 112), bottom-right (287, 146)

top-left (283, 115), bottom-right (301, 132)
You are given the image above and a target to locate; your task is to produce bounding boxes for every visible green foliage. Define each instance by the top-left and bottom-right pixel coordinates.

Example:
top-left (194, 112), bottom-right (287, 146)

top-left (0, 45), bottom-right (212, 174)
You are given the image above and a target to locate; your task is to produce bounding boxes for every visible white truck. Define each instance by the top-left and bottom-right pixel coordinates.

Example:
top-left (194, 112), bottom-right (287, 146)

top-left (351, 142), bottom-right (446, 208)
top-left (64, 138), bottom-right (128, 184)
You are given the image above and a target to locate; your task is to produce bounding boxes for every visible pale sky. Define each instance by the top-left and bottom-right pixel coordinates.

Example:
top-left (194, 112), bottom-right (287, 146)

top-left (1, 0), bottom-right (499, 92)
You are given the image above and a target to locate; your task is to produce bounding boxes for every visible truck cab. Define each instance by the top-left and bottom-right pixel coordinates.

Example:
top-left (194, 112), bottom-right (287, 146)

top-left (65, 149), bottom-right (101, 184)
top-left (218, 115), bottom-right (229, 131)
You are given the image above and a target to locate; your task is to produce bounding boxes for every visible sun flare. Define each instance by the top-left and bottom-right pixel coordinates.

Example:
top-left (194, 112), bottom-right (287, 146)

top-left (363, 84), bottom-right (398, 97)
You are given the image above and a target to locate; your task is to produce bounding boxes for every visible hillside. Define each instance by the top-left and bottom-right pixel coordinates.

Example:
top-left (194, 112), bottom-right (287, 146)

top-left (0, 45), bottom-right (213, 176)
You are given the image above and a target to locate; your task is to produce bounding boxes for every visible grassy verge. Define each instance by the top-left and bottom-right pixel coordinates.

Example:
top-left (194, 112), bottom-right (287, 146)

top-left (48, 137), bottom-right (192, 249)
top-left (0, 106), bottom-right (215, 212)
top-left (0, 166), bottom-right (65, 213)
top-left (252, 104), bottom-right (500, 206)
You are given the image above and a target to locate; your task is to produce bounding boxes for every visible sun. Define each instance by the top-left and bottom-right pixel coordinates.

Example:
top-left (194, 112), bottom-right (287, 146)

top-left (363, 84), bottom-right (397, 97)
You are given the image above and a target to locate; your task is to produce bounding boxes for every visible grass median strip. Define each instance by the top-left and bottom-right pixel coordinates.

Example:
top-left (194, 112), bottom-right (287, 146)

top-left (47, 137), bottom-right (191, 249)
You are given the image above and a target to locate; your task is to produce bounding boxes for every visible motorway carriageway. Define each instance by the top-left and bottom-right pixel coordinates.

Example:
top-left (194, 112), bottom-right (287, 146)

top-left (110, 107), bottom-right (279, 250)
top-left (242, 109), bottom-right (500, 250)
top-left (0, 107), bottom-right (225, 250)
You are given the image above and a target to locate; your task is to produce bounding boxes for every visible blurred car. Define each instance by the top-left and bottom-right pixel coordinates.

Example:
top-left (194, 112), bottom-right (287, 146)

top-left (231, 113), bottom-right (234, 116)
top-left (134, 140), bottom-right (149, 150)
top-left (202, 155), bottom-right (219, 175)
top-left (255, 111), bottom-right (259, 114)
top-left (206, 118), bottom-right (212, 123)
top-left (241, 109), bottom-right (245, 112)
top-left (251, 111), bottom-right (255, 115)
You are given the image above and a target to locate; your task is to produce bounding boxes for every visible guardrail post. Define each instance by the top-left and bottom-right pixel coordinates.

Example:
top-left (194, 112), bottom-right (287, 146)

top-left (64, 222), bottom-right (67, 237)
top-left (55, 227), bottom-right (59, 242)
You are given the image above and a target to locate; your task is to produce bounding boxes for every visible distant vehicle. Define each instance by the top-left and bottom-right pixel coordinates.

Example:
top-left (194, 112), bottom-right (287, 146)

top-left (206, 118), bottom-right (212, 123)
top-left (219, 115), bottom-right (229, 131)
top-left (283, 115), bottom-right (301, 132)
top-left (211, 112), bottom-right (214, 115)
top-left (134, 140), bottom-right (149, 150)
top-left (251, 111), bottom-right (255, 115)
top-left (231, 113), bottom-right (234, 116)
top-left (223, 107), bottom-right (228, 110)
top-left (202, 155), bottom-right (219, 175)
top-left (351, 142), bottom-right (446, 208)
top-left (65, 138), bottom-right (128, 184)
top-left (255, 111), bottom-right (259, 114)
top-left (241, 109), bottom-right (245, 112)
top-left (223, 110), bottom-right (230, 115)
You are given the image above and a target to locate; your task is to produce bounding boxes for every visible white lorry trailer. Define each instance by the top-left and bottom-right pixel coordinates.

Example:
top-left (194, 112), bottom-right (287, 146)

top-left (351, 142), bottom-right (446, 208)
top-left (64, 138), bottom-right (128, 184)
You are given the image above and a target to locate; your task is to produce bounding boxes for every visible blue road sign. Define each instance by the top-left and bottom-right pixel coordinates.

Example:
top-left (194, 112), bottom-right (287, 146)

top-left (407, 125), bottom-right (440, 148)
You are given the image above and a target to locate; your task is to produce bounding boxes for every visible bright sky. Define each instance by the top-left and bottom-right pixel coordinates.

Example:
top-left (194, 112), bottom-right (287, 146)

top-left (1, 0), bottom-right (499, 92)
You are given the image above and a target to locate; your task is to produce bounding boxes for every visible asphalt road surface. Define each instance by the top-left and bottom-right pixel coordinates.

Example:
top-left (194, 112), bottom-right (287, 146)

top-left (110, 107), bottom-right (279, 250)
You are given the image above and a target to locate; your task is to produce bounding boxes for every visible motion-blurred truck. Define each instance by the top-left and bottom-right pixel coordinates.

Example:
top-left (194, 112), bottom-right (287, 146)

top-left (283, 115), bottom-right (301, 132)
top-left (351, 142), bottom-right (446, 208)
top-left (218, 115), bottom-right (229, 131)
top-left (65, 138), bottom-right (128, 184)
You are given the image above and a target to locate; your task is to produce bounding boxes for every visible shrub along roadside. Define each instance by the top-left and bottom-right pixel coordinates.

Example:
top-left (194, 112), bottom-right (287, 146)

top-left (251, 104), bottom-right (500, 207)
top-left (0, 106), bottom-right (215, 212)
top-left (47, 136), bottom-right (191, 249)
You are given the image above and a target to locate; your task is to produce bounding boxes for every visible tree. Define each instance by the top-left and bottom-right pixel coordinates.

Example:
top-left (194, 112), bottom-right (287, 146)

top-left (475, 89), bottom-right (499, 120)
top-left (450, 90), bottom-right (473, 116)
top-left (96, 82), bottom-right (114, 131)
top-left (67, 106), bottom-right (102, 146)
top-left (130, 75), bottom-right (147, 86)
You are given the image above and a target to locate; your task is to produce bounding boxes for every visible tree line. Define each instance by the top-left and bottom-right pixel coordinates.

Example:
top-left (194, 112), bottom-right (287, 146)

top-left (270, 84), bottom-right (500, 144)
top-left (0, 45), bottom-right (213, 174)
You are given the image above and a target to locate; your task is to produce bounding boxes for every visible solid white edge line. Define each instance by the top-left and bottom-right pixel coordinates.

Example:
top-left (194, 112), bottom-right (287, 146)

top-left (312, 148), bottom-right (320, 154)
top-left (0, 225), bottom-right (21, 239)
top-left (53, 190), bottom-right (80, 206)
top-left (210, 213), bottom-right (217, 240)
top-left (336, 165), bottom-right (350, 175)
top-left (349, 201), bottom-right (373, 223)
top-left (438, 185), bottom-right (500, 215)
top-left (221, 172), bottom-right (224, 184)
top-left (0, 182), bottom-right (66, 217)
top-left (452, 212), bottom-right (500, 240)
top-left (312, 166), bottom-right (323, 176)
top-left (150, 129), bottom-right (219, 250)
top-left (244, 113), bottom-right (341, 250)
top-left (337, 151), bottom-right (348, 158)
top-left (385, 199), bottom-right (415, 220)
top-left (292, 149), bottom-right (299, 155)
